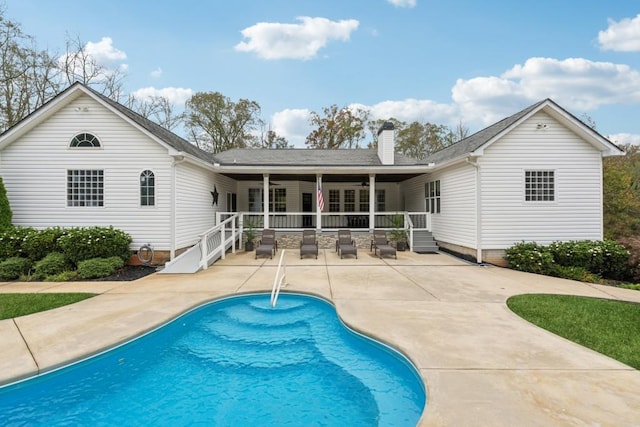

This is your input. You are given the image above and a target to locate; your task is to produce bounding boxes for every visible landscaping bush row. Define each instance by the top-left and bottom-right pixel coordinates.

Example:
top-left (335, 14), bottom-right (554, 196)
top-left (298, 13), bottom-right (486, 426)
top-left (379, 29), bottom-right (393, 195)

top-left (0, 226), bottom-right (132, 281)
top-left (504, 240), bottom-right (633, 282)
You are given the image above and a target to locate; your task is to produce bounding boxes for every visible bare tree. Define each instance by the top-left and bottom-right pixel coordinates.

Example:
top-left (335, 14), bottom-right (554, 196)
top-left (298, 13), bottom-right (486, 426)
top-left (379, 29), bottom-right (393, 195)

top-left (0, 10), bottom-right (60, 131)
top-left (58, 34), bottom-right (126, 101)
top-left (253, 120), bottom-right (291, 148)
top-left (446, 120), bottom-right (469, 144)
top-left (126, 94), bottom-right (183, 131)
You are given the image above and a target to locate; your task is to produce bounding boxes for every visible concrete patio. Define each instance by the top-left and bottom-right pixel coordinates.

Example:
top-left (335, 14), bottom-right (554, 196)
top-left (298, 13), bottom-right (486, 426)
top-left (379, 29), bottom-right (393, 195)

top-left (1, 249), bottom-right (639, 426)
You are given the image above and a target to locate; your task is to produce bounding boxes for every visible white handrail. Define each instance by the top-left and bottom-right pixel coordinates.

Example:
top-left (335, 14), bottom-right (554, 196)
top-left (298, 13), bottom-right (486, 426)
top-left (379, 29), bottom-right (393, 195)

top-left (270, 250), bottom-right (287, 307)
top-left (199, 214), bottom-right (238, 270)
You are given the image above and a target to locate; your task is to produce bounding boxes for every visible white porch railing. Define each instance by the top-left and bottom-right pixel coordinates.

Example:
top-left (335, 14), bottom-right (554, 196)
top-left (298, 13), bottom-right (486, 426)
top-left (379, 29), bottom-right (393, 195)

top-left (199, 214), bottom-right (238, 270)
top-left (223, 211), bottom-right (431, 234)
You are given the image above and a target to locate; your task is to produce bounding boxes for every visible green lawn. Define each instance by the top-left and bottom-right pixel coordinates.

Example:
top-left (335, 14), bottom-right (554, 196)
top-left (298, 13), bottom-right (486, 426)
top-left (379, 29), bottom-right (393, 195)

top-left (507, 294), bottom-right (640, 369)
top-left (0, 293), bottom-right (96, 320)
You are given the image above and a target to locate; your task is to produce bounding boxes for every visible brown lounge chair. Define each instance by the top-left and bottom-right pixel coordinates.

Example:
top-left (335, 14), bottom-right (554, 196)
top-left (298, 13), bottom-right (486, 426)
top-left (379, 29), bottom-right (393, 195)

top-left (255, 229), bottom-right (277, 259)
top-left (336, 229), bottom-right (357, 259)
top-left (371, 230), bottom-right (396, 259)
top-left (300, 229), bottom-right (318, 259)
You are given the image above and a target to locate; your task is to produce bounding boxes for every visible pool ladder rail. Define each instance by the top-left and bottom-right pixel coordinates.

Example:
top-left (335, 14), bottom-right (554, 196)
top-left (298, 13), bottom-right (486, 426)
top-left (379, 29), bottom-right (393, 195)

top-left (270, 249), bottom-right (287, 307)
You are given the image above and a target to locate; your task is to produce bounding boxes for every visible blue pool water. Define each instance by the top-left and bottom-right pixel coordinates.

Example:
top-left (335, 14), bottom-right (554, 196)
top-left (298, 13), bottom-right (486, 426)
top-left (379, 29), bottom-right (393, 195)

top-left (0, 293), bottom-right (426, 426)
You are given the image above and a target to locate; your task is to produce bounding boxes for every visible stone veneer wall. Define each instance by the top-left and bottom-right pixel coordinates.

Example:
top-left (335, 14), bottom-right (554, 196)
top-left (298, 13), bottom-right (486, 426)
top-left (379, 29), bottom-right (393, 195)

top-left (248, 231), bottom-right (375, 251)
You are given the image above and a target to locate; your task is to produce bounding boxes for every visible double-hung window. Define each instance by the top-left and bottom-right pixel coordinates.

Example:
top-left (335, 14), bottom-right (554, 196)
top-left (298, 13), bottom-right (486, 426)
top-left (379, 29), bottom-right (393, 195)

top-left (376, 189), bottom-right (386, 212)
top-left (344, 190), bottom-right (355, 212)
top-left (270, 188), bottom-right (287, 212)
top-left (328, 189), bottom-right (340, 212)
top-left (359, 189), bottom-right (369, 212)
top-left (426, 180), bottom-right (440, 214)
top-left (248, 188), bottom-right (287, 212)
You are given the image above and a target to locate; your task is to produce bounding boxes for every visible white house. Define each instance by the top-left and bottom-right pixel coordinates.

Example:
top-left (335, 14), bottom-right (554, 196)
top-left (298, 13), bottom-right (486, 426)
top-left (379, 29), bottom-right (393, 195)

top-left (0, 83), bottom-right (623, 270)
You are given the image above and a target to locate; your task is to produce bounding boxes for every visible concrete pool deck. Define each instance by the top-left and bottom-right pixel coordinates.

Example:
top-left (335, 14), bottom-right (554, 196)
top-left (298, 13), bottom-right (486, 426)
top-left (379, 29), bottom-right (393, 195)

top-left (1, 250), bottom-right (639, 426)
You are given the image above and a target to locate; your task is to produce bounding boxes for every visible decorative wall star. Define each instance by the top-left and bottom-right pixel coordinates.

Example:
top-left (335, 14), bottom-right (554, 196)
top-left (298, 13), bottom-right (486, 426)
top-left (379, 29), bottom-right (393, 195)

top-left (211, 186), bottom-right (219, 206)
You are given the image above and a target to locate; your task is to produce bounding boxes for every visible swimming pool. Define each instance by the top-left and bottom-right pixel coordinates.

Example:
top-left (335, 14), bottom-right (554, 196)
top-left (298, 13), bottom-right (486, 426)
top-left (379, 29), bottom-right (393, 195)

top-left (0, 293), bottom-right (426, 426)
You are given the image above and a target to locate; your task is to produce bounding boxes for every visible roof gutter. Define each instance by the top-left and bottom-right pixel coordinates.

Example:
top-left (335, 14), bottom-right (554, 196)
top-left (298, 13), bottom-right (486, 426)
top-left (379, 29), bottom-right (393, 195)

top-left (209, 164), bottom-right (434, 175)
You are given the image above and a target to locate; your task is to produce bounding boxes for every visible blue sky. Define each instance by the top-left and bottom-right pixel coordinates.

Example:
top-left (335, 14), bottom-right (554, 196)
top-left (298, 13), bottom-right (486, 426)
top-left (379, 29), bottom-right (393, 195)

top-left (6, 0), bottom-right (640, 147)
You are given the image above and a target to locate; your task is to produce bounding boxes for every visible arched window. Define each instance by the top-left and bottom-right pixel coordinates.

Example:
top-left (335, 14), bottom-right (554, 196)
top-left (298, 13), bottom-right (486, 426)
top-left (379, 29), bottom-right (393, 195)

top-left (70, 133), bottom-right (101, 148)
top-left (140, 170), bottom-right (155, 206)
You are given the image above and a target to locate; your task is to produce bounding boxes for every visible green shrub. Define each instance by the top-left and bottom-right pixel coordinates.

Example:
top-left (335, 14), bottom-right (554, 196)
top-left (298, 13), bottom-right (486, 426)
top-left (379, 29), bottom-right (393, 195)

top-left (0, 177), bottom-right (12, 232)
top-left (58, 226), bottom-right (132, 265)
top-left (0, 226), bottom-right (37, 259)
top-left (22, 227), bottom-right (67, 261)
top-left (552, 265), bottom-right (601, 283)
top-left (0, 257), bottom-right (32, 280)
top-left (617, 236), bottom-right (640, 282)
top-left (77, 256), bottom-right (125, 279)
top-left (33, 252), bottom-right (67, 280)
top-left (44, 271), bottom-right (79, 282)
top-left (548, 240), bottom-right (631, 281)
top-left (504, 242), bottom-right (555, 275)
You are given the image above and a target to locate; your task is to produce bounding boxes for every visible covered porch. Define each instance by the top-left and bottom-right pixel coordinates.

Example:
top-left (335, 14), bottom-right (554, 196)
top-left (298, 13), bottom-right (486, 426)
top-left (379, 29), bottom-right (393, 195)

top-left (220, 172), bottom-right (431, 231)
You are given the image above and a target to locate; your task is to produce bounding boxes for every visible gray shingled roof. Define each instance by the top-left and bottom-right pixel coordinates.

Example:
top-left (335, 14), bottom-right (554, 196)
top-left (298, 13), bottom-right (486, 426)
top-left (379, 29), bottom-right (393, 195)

top-left (422, 99), bottom-right (548, 165)
top-left (83, 83), bottom-right (421, 168)
top-left (81, 83), bottom-right (216, 165)
top-left (80, 83), bottom-right (572, 169)
top-left (213, 148), bottom-right (420, 166)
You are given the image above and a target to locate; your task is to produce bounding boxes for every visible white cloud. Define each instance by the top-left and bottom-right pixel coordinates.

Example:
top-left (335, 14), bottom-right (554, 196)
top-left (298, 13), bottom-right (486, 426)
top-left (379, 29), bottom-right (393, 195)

top-left (452, 57), bottom-right (640, 125)
top-left (235, 16), bottom-right (359, 60)
top-left (271, 108), bottom-right (312, 147)
top-left (150, 67), bottom-right (163, 78)
top-left (607, 133), bottom-right (640, 146)
top-left (387, 0), bottom-right (416, 8)
top-left (58, 37), bottom-right (128, 84)
top-left (598, 14), bottom-right (640, 52)
top-left (84, 37), bottom-right (127, 63)
top-left (271, 56), bottom-right (640, 147)
top-left (131, 86), bottom-right (194, 105)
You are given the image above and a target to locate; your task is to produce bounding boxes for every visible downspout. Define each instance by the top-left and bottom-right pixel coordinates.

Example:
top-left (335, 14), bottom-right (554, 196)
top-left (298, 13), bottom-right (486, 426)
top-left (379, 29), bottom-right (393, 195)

top-left (466, 157), bottom-right (482, 263)
top-left (171, 154), bottom-right (186, 260)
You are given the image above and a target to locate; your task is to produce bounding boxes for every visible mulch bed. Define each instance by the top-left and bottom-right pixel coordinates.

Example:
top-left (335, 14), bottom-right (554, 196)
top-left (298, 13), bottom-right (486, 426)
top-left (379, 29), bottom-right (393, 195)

top-left (93, 265), bottom-right (157, 281)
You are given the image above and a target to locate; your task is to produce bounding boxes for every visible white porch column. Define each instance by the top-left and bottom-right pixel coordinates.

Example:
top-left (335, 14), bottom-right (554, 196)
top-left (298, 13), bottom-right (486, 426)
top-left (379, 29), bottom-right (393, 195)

top-left (316, 174), bottom-right (323, 230)
top-left (263, 174), bottom-right (270, 229)
top-left (369, 174), bottom-right (375, 230)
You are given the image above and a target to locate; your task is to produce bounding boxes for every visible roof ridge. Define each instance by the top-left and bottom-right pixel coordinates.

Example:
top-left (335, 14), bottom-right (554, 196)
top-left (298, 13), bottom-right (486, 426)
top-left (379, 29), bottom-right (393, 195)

top-left (76, 83), bottom-right (215, 164)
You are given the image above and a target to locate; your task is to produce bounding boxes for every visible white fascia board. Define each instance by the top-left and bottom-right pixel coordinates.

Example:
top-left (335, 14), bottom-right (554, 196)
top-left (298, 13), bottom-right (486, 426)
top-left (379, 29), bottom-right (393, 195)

top-left (0, 86), bottom-right (84, 150)
top-left (211, 164), bottom-right (433, 175)
top-left (541, 104), bottom-right (624, 157)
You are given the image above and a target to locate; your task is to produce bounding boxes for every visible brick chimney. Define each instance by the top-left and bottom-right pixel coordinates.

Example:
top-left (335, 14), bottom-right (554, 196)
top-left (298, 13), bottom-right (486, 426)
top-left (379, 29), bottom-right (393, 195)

top-left (377, 121), bottom-right (395, 165)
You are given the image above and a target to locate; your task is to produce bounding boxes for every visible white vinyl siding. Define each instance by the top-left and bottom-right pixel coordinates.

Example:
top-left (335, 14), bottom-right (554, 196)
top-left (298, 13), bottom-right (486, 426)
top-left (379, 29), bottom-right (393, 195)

top-left (430, 165), bottom-right (477, 248)
top-left (0, 95), bottom-right (174, 250)
top-left (479, 111), bottom-right (603, 248)
top-left (401, 167), bottom-right (477, 248)
top-left (174, 166), bottom-right (235, 250)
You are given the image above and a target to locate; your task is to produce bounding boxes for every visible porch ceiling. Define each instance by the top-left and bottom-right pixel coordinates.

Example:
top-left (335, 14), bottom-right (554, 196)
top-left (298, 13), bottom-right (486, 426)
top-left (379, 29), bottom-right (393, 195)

top-left (219, 173), bottom-right (422, 183)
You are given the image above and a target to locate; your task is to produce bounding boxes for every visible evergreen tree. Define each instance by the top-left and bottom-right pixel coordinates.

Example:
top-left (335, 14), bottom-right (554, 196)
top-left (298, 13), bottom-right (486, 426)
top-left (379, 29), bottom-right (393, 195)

top-left (0, 177), bottom-right (13, 231)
